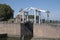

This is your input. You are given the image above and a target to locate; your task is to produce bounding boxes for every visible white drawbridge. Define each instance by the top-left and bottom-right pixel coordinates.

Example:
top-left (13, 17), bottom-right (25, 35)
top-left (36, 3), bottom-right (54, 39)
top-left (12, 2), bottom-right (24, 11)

top-left (17, 7), bottom-right (50, 24)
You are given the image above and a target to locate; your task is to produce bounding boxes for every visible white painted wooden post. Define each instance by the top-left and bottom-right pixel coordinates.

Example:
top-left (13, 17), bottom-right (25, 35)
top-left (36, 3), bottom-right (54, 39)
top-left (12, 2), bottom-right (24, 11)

top-left (26, 12), bottom-right (28, 21)
top-left (38, 11), bottom-right (41, 24)
top-left (34, 10), bottom-right (36, 24)
top-left (21, 12), bottom-right (24, 23)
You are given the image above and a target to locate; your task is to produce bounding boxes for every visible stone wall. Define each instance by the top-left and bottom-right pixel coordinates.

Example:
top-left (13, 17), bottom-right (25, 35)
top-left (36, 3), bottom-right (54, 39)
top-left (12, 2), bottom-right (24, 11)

top-left (0, 23), bottom-right (20, 37)
top-left (33, 24), bottom-right (60, 38)
top-left (0, 23), bottom-right (60, 38)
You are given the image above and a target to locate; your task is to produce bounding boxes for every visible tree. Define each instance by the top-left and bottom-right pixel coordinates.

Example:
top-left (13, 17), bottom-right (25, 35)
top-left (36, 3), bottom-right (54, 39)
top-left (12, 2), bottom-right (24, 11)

top-left (0, 4), bottom-right (14, 21)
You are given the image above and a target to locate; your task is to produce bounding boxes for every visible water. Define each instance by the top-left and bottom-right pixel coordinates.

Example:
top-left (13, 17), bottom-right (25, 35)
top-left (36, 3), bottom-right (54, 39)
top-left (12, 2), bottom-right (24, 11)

top-left (0, 37), bottom-right (20, 40)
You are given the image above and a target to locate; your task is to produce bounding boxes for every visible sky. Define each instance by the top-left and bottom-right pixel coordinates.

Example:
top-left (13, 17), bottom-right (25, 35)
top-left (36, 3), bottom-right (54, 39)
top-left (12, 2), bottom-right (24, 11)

top-left (0, 0), bottom-right (60, 20)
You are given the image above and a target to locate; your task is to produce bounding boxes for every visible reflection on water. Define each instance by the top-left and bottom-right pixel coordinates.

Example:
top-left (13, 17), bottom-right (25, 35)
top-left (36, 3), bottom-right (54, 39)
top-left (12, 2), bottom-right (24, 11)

top-left (1, 37), bottom-right (60, 40)
top-left (0, 37), bottom-right (20, 40)
top-left (0, 38), bottom-right (7, 40)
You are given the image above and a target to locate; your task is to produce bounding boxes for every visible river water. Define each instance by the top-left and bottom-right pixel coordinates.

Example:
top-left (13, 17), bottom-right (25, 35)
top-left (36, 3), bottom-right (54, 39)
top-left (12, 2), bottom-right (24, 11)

top-left (0, 37), bottom-right (20, 40)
